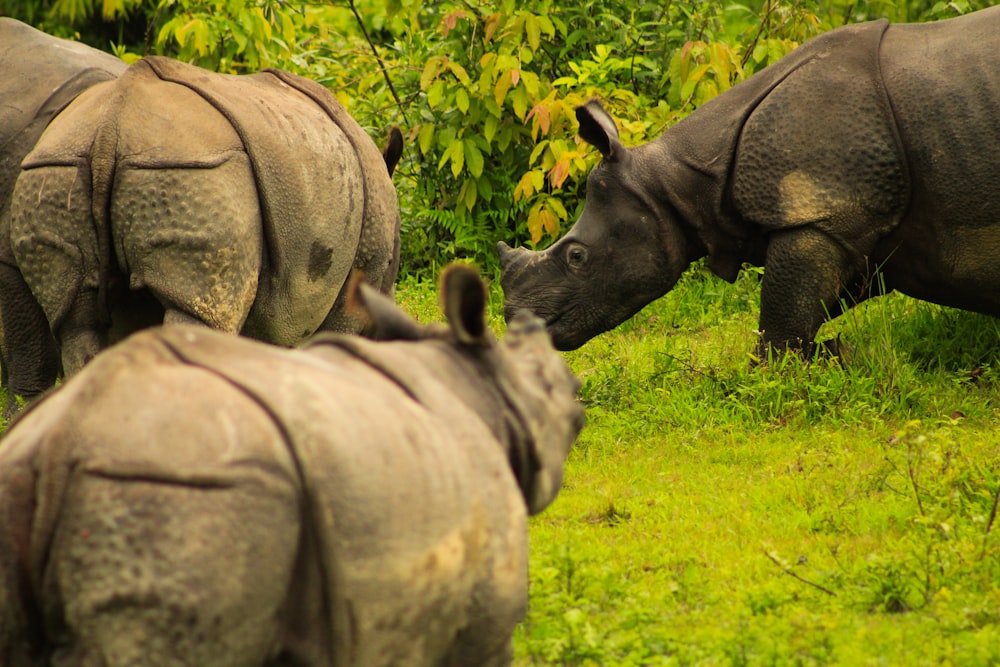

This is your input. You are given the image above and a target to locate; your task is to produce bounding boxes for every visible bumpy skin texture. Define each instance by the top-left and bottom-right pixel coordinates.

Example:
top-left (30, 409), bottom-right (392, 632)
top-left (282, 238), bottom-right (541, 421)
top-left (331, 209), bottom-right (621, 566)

top-left (498, 6), bottom-right (1000, 356)
top-left (0, 267), bottom-right (584, 667)
top-left (0, 18), bottom-right (127, 402)
top-left (5, 53), bottom-right (401, 409)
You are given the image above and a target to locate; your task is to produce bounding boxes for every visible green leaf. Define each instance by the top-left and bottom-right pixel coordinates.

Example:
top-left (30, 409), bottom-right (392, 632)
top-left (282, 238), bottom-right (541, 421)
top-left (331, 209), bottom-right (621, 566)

top-left (420, 57), bottom-right (442, 90)
top-left (525, 14), bottom-right (541, 51)
top-left (449, 140), bottom-right (465, 178)
top-left (484, 114), bottom-right (499, 144)
top-left (446, 61), bottom-right (472, 86)
top-left (529, 139), bottom-right (549, 165)
top-left (418, 124), bottom-right (435, 155)
top-left (478, 176), bottom-right (494, 201)
top-left (427, 80), bottom-right (445, 109)
top-left (191, 19), bottom-right (210, 55)
top-left (494, 69), bottom-right (513, 107)
top-left (455, 88), bottom-right (470, 114)
top-left (521, 70), bottom-right (540, 97)
top-left (511, 86), bottom-right (528, 120)
top-left (752, 41), bottom-right (768, 64)
top-left (464, 139), bottom-right (484, 179)
top-left (463, 177), bottom-right (478, 211)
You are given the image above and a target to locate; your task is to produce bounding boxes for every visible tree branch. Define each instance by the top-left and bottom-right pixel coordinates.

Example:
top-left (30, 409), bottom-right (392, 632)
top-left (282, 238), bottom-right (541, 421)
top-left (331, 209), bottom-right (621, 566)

top-left (348, 0), bottom-right (409, 125)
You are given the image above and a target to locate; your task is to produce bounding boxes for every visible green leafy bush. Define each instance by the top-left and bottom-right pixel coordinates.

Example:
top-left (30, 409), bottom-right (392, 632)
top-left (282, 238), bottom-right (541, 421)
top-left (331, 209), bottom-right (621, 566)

top-left (4, 0), bottom-right (993, 275)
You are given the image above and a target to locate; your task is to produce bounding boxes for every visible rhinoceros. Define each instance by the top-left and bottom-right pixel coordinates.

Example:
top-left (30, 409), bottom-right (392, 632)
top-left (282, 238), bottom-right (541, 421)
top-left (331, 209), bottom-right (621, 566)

top-left (0, 264), bottom-right (584, 666)
top-left (0, 18), bottom-right (128, 393)
top-left (498, 6), bottom-right (1000, 358)
top-left (2, 50), bottom-right (403, 412)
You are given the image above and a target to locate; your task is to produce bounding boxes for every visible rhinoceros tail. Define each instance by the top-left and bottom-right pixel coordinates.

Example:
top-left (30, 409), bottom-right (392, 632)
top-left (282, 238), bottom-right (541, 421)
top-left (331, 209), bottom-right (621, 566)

top-left (87, 74), bottom-right (128, 328)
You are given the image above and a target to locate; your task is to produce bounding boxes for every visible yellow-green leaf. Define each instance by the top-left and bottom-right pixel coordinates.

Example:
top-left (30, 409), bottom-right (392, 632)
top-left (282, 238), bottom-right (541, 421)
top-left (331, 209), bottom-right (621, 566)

top-left (420, 57), bottom-right (442, 91)
top-left (484, 114), bottom-right (499, 144)
top-left (446, 62), bottom-right (472, 86)
top-left (463, 178), bottom-right (478, 211)
top-left (464, 139), bottom-right (484, 179)
top-left (525, 14), bottom-right (541, 51)
top-left (494, 70), bottom-right (513, 108)
top-left (449, 141), bottom-right (465, 178)
top-left (427, 80), bottom-right (445, 109)
top-left (418, 124), bottom-right (435, 155)
top-left (511, 86), bottom-right (528, 120)
top-left (513, 172), bottom-right (534, 202)
top-left (456, 88), bottom-right (470, 114)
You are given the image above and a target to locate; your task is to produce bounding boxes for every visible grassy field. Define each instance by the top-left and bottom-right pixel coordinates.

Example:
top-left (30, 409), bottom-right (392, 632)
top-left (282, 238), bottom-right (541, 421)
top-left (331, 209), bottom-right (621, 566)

top-left (1, 262), bottom-right (998, 665)
top-left (400, 262), bottom-right (1000, 666)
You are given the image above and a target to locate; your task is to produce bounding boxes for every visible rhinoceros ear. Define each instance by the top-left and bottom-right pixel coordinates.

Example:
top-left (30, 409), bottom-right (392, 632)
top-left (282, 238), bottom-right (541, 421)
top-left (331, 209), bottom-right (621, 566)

top-left (382, 126), bottom-right (404, 177)
top-left (349, 272), bottom-right (425, 341)
top-left (576, 100), bottom-right (625, 162)
top-left (440, 264), bottom-right (489, 346)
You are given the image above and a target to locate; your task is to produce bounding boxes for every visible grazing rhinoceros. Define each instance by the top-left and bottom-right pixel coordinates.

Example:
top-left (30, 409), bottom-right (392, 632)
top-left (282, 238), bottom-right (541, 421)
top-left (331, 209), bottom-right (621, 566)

top-left (0, 18), bottom-right (127, 393)
top-left (2, 52), bottom-right (403, 414)
top-left (0, 264), bottom-right (584, 666)
top-left (498, 6), bottom-right (1000, 358)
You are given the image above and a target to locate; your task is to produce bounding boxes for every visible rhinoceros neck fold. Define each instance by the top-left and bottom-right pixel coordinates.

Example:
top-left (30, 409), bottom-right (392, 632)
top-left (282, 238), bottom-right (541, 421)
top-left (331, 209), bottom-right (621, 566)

top-left (307, 335), bottom-right (538, 500)
top-left (650, 133), bottom-right (747, 283)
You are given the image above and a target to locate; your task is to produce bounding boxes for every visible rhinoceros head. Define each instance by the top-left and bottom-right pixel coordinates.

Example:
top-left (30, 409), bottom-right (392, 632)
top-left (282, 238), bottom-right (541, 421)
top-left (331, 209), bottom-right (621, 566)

top-left (498, 101), bottom-right (697, 351)
top-left (352, 264), bottom-right (584, 515)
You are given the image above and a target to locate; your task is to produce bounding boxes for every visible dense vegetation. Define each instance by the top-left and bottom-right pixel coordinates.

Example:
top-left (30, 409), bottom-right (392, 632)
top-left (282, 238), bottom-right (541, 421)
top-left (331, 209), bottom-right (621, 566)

top-left (5, 0), bottom-right (1000, 663)
top-left (3, 0), bottom-right (994, 276)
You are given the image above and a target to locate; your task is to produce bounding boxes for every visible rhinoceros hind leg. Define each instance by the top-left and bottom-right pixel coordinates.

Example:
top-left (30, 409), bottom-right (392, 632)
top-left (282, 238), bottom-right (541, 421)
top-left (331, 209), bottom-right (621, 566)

top-left (55, 288), bottom-right (107, 378)
top-left (46, 474), bottom-right (299, 666)
top-left (114, 163), bottom-right (262, 339)
top-left (0, 263), bottom-right (61, 415)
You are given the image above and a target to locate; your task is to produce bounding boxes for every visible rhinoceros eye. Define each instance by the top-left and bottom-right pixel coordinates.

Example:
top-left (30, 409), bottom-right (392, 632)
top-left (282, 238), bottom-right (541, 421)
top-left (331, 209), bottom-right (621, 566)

top-left (566, 245), bottom-right (589, 269)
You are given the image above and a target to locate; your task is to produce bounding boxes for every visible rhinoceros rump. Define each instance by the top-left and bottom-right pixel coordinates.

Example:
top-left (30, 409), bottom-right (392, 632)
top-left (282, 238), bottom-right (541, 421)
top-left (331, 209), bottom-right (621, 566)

top-left (0, 265), bottom-right (584, 666)
top-left (499, 6), bottom-right (1000, 358)
top-left (3, 53), bottom-right (402, 412)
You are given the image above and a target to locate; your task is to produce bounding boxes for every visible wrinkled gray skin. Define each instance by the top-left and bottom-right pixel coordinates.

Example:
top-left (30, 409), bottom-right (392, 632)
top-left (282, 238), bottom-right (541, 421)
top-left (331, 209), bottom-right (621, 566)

top-left (499, 7), bottom-right (1000, 357)
top-left (2, 41), bottom-right (403, 413)
top-left (0, 18), bottom-right (127, 395)
top-left (0, 264), bottom-right (584, 667)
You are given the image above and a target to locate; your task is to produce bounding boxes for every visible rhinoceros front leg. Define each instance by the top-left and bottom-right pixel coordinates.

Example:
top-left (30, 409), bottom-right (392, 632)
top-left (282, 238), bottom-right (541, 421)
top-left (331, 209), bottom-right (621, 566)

top-left (758, 227), bottom-right (857, 358)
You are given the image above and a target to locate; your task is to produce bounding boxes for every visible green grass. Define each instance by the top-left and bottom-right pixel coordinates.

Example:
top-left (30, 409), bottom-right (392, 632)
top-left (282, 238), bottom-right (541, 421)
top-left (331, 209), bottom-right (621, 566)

top-left (399, 262), bottom-right (1000, 666)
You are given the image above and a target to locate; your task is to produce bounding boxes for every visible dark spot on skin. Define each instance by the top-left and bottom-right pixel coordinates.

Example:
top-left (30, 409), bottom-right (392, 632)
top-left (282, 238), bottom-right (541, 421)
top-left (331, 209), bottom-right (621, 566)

top-left (307, 242), bottom-right (334, 282)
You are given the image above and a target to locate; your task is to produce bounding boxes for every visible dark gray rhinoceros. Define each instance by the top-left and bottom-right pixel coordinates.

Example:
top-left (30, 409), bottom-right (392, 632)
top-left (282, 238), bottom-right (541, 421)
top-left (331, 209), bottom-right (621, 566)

top-left (0, 18), bottom-right (127, 389)
top-left (499, 6), bottom-right (1000, 357)
top-left (2, 51), bottom-right (403, 410)
top-left (0, 265), bottom-right (584, 666)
